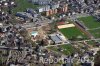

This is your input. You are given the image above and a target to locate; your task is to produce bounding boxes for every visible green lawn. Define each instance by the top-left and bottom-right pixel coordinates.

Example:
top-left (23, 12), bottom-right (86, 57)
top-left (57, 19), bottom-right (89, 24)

top-left (86, 41), bottom-right (97, 47)
top-left (59, 27), bottom-right (87, 40)
top-left (0, 55), bottom-right (7, 63)
top-left (78, 16), bottom-right (100, 29)
top-left (97, 40), bottom-right (100, 43)
top-left (89, 29), bottom-right (100, 38)
top-left (12, 0), bottom-right (39, 14)
top-left (78, 16), bottom-right (100, 38)
top-left (48, 44), bottom-right (75, 55)
top-left (86, 41), bottom-right (95, 45)
top-left (59, 44), bottom-right (75, 55)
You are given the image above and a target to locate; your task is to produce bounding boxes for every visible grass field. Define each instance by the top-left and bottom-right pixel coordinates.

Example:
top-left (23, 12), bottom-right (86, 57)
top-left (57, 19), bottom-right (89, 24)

top-left (86, 41), bottom-right (95, 45)
top-left (12, 0), bottom-right (39, 14)
top-left (78, 16), bottom-right (100, 29)
top-left (78, 16), bottom-right (100, 38)
top-left (59, 27), bottom-right (87, 40)
top-left (59, 44), bottom-right (75, 55)
top-left (86, 41), bottom-right (97, 47)
top-left (48, 44), bottom-right (75, 55)
top-left (89, 29), bottom-right (100, 38)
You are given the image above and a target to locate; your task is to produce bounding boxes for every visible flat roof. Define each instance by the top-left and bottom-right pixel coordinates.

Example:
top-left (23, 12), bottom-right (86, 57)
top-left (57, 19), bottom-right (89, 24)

top-left (50, 34), bottom-right (62, 44)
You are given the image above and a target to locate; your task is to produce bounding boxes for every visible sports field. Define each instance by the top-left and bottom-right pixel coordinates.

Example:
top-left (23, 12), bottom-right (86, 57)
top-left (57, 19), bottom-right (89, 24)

top-left (59, 27), bottom-right (87, 40)
top-left (78, 16), bottom-right (100, 29)
top-left (12, 0), bottom-right (39, 14)
top-left (78, 16), bottom-right (100, 38)
top-left (89, 29), bottom-right (100, 38)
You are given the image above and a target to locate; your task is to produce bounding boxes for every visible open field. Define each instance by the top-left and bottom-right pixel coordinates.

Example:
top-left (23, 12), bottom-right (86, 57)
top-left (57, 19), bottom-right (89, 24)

top-left (59, 27), bottom-right (88, 40)
top-left (78, 16), bottom-right (100, 29)
top-left (89, 29), bottom-right (100, 38)
top-left (86, 41), bottom-right (96, 47)
top-left (78, 16), bottom-right (100, 38)
top-left (12, 0), bottom-right (39, 14)
top-left (48, 44), bottom-right (75, 55)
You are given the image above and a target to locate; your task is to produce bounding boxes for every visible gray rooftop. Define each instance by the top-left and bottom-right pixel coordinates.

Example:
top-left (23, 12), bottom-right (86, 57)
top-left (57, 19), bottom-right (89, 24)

top-left (50, 34), bottom-right (62, 44)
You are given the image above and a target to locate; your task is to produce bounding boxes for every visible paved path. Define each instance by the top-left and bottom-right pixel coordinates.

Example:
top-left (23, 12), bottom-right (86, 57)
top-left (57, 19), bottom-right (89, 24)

top-left (6, 50), bottom-right (11, 65)
top-left (44, 43), bottom-right (70, 48)
top-left (86, 27), bottom-right (100, 30)
top-left (72, 38), bottom-right (100, 43)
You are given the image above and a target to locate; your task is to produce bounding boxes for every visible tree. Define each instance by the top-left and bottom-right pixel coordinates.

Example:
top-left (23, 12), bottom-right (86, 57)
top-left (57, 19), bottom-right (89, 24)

top-left (0, 51), bottom-right (2, 65)
top-left (39, 39), bottom-right (44, 46)
top-left (94, 51), bottom-right (100, 66)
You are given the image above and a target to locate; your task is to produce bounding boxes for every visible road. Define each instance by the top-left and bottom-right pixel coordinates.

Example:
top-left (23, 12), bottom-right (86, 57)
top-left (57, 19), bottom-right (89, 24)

top-left (0, 38), bottom-right (99, 50)
top-left (44, 38), bottom-right (100, 48)
top-left (0, 46), bottom-right (32, 50)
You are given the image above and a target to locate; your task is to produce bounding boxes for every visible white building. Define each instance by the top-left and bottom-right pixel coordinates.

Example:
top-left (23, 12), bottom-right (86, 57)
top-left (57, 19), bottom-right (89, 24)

top-left (38, 5), bottom-right (50, 12)
top-left (50, 3), bottom-right (59, 9)
top-left (31, 0), bottom-right (52, 5)
top-left (37, 3), bottom-right (59, 13)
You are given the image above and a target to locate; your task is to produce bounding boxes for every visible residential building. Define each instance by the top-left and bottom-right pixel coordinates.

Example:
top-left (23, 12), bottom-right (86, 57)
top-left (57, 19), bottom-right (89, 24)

top-left (31, 0), bottom-right (52, 5)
